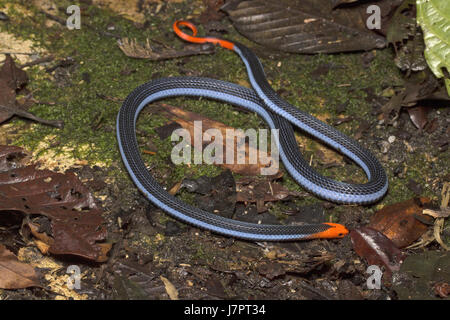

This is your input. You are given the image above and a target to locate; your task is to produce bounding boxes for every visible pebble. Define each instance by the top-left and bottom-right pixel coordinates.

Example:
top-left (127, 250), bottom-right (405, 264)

top-left (380, 141), bottom-right (390, 154)
top-left (388, 136), bottom-right (396, 144)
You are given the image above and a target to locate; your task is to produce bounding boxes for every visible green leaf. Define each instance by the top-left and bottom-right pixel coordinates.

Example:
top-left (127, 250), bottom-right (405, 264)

top-left (416, 0), bottom-right (450, 95)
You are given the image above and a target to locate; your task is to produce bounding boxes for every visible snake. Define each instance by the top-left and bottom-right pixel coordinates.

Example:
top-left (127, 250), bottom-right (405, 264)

top-left (116, 21), bottom-right (388, 241)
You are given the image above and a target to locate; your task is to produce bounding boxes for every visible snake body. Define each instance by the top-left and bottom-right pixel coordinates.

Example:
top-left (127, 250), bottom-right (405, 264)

top-left (116, 21), bottom-right (388, 241)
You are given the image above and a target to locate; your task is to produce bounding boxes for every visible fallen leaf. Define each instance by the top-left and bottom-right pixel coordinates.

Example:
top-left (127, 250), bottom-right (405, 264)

top-left (0, 145), bottom-right (110, 262)
top-left (236, 174), bottom-right (307, 213)
top-left (160, 276), bottom-right (179, 300)
top-left (158, 103), bottom-right (278, 176)
top-left (433, 282), bottom-right (450, 298)
top-left (198, 0), bottom-right (226, 24)
top-left (0, 144), bottom-right (28, 172)
top-left (393, 29), bottom-right (427, 73)
top-left (407, 106), bottom-right (429, 130)
top-left (118, 38), bottom-right (215, 60)
top-left (0, 244), bottom-right (40, 289)
top-left (386, 0), bottom-right (416, 45)
top-left (381, 71), bottom-right (448, 121)
top-left (257, 262), bottom-right (286, 280)
top-left (350, 226), bottom-right (406, 279)
top-left (0, 54), bottom-right (63, 127)
top-left (222, 0), bottom-right (392, 53)
top-left (368, 197), bottom-right (432, 248)
top-left (354, 119), bottom-right (370, 140)
top-left (0, 53), bottom-right (28, 89)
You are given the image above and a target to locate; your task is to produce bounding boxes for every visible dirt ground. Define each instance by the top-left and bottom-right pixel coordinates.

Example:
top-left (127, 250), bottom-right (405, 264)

top-left (0, 0), bottom-right (448, 300)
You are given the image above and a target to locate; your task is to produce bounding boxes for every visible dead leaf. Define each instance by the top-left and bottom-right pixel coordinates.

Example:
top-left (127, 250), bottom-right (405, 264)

top-left (350, 226), bottom-right (406, 279)
top-left (0, 55), bottom-right (63, 127)
top-left (0, 244), bottom-right (40, 289)
top-left (236, 174), bottom-right (307, 213)
top-left (368, 197), bottom-right (433, 248)
top-left (157, 103), bottom-right (278, 176)
top-left (160, 276), bottom-right (179, 300)
top-left (198, 0), bottom-right (226, 24)
top-left (381, 71), bottom-right (448, 121)
top-left (0, 145), bottom-right (110, 262)
top-left (0, 145), bottom-right (28, 172)
top-left (433, 282), bottom-right (450, 298)
top-left (393, 29), bottom-right (427, 73)
top-left (407, 106), bottom-right (429, 130)
top-left (222, 0), bottom-right (392, 53)
top-left (386, 0), bottom-right (416, 45)
top-left (118, 38), bottom-right (215, 60)
top-left (257, 262), bottom-right (286, 280)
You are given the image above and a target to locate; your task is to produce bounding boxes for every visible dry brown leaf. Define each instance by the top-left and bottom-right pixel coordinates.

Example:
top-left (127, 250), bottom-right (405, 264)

top-left (368, 197), bottom-right (433, 248)
top-left (0, 244), bottom-right (40, 289)
top-left (158, 103), bottom-right (278, 176)
top-left (236, 174), bottom-right (307, 212)
top-left (222, 0), bottom-right (391, 53)
top-left (0, 145), bottom-right (110, 262)
top-left (350, 227), bottom-right (406, 279)
top-left (160, 276), bottom-right (179, 300)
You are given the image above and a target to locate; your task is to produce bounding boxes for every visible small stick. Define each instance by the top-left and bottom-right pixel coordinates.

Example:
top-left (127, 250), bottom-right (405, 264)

top-left (0, 51), bottom-right (39, 55)
top-left (0, 104), bottom-right (64, 128)
top-left (20, 55), bottom-right (55, 68)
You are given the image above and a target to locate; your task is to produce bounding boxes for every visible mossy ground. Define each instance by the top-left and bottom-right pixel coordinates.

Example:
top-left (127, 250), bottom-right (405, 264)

top-left (0, 0), bottom-right (448, 264)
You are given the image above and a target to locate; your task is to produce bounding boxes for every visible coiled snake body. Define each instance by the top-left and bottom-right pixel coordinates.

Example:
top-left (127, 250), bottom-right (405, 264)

top-left (116, 21), bottom-right (388, 241)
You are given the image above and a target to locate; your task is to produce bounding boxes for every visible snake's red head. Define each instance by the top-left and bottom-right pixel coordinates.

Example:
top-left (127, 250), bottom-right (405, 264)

top-left (310, 223), bottom-right (349, 239)
top-left (173, 20), bottom-right (235, 50)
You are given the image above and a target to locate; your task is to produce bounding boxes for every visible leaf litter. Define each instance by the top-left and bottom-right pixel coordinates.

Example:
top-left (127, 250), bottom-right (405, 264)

top-left (154, 103), bottom-right (279, 176)
top-left (222, 0), bottom-right (397, 53)
top-left (0, 145), bottom-right (110, 262)
top-left (0, 243), bottom-right (40, 289)
top-left (0, 54), bottom-right (63, 128)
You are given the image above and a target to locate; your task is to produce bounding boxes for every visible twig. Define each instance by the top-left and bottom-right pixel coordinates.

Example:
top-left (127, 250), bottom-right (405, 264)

top-left (20, 55), bottom-right (55, 68)
top-left (0, 51), bottom-right (39, 55)
top-left (39, 10), bottom-right (66, 25)
top-left (0, 104), bottom-right (64, 128)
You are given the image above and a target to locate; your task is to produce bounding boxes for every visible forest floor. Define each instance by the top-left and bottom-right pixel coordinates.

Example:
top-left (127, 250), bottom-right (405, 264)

top-left (0, 0), bottom-right (448, 300)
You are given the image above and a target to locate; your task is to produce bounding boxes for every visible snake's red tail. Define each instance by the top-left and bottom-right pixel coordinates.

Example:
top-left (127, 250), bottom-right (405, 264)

top-left (173, 20), bottom-right (234, 50)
